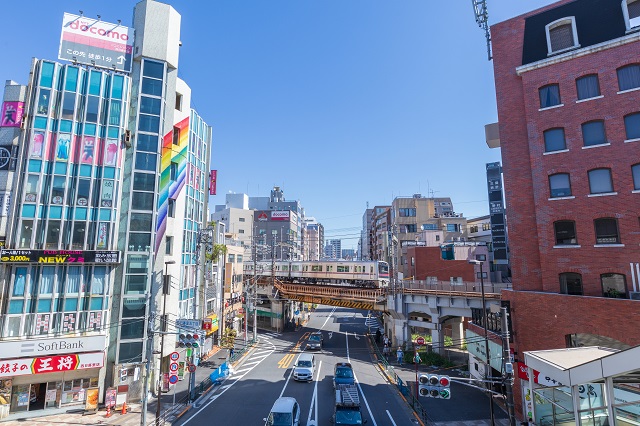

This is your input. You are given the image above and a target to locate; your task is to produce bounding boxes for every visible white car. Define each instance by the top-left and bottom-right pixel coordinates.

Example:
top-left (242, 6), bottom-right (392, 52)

top-left (264, 397), bottom-right (300, 426)
top-left (292, 353), bottom-right (315, 382)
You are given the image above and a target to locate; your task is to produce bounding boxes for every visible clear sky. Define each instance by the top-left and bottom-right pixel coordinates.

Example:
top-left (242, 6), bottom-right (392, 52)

top-left (0, 0), bottom-right (556, 250)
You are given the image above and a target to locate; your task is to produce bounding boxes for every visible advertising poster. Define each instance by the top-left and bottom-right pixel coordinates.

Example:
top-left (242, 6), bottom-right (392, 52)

top-left (101, 181), bottom-right (114, 207)
top-left (81, 136), bottom-right (95, 164)
top-left (104, 139), bottom-right (118, 166)
top-left (0, 102), bottom-right (24, 127)
top-left (105, 388), bottom-right (116, 408)
top-left (55, 134), bottom-right (71, 162)
top-left (96, 223), bottom-right (108, 249)
top-left (85, 388), bottom-right (99, 411)
top-left (30, 132), bottom-right (45, 158)
top-left (209, 170), bottom-right (217, 195)
top-left (178, 362), bottom-right (185, 380)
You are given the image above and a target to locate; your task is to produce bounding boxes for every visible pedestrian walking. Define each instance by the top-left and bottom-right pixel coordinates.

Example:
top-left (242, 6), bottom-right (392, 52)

top-left (375, 328), bottom-right (381, 344)
top-left (229, 347), bottom-right (235, 360)
top-left (396, 347), bottom-right (404, 365)
top-left (383, 344), bottom-right (390, 360)
top-left (383, 335), bottom-right (389, 347)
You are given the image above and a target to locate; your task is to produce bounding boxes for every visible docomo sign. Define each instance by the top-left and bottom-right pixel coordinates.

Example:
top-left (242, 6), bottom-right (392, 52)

top-left (64, 13), bottom-right (131, 43)
top-left (271, 211), bottom-right (290, 221)
top-left (0, 351), bottom-right (105, 378)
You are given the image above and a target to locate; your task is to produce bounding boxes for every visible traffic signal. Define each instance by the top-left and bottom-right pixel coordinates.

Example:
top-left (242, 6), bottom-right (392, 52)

top-left (418, 374), bottom-right (451, 399)
top-left (178, 333), bottom-right (199, 348)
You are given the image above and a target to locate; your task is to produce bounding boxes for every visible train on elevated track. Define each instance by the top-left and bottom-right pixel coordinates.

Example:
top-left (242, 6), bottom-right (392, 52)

top-left (244, 260), bottom-right (390, 289)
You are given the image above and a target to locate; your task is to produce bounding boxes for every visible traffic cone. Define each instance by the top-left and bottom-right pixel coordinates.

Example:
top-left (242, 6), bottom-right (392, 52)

top-left (121, 402), bottom-right (127, 414)
top-left (105, 405), bottom-right (111, 418)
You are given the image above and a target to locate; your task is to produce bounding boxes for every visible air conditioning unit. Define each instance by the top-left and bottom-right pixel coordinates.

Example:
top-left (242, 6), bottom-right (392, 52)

top-left (122, 130), bottom-right (132, 148)
top-left (629, 292), bottom-right (640, 301)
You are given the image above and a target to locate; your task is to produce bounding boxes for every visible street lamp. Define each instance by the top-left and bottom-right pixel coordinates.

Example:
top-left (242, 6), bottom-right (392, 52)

top-left (469, 259), bottom-right (495, 426)
top-left (156, 259), bottom-right (176, 426)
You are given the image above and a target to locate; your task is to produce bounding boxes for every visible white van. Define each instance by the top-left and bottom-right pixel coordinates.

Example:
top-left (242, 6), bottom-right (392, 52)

top-left (264, 397), bottom-right (300, 426)
top-left (292, 353), bottom-right (315, 382)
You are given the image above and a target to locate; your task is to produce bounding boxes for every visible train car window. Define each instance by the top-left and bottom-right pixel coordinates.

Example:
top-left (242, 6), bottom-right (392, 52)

top-left (370, 266), bottom-right (373, 273)
top-left (292, 265), bottom-right (299, 271)
top-left (312, 265), bottom-right (322, 272)
top-left (337, 266), bottom-right (349, 272)
top-left (327, 266), bottom-right (333, 272)
top-left (283, 265), bottom-right (289, 271)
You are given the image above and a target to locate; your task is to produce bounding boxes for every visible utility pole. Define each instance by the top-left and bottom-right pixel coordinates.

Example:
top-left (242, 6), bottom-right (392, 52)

top-left (501, 306), bottom-right (516, 426)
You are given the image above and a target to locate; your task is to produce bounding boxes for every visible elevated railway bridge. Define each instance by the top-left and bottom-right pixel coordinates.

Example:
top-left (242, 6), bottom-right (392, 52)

top-left (254, 277), bottom-right (510, 350)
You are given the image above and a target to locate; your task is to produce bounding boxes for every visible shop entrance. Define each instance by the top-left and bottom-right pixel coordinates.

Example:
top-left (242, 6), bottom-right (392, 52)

top-left (28, 383), bottom-right (46, 411)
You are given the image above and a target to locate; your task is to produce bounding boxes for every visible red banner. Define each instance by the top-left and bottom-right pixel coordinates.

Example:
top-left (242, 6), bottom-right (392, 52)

top-left (209, 170), bottom-right (217, 195)
top-left (0, 352), bottom-right (104, 377)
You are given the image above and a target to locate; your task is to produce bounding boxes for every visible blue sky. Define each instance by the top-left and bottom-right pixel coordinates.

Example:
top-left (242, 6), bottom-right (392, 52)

top-left (0, 0), bottom-right (555, 250)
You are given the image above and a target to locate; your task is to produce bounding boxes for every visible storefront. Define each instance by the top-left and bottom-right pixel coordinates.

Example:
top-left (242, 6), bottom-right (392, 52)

top-left (0, 335), bottom-right (106, 416)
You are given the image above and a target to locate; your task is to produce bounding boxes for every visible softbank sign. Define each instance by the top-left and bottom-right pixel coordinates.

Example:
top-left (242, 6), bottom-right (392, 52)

top-left (271, 211), bottom-right (290, 221)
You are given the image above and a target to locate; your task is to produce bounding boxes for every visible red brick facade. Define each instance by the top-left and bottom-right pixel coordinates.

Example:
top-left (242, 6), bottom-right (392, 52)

top-left (407, 246), bottom-right (476, 282)
top-left (492, 0), bottom-right (640, 420)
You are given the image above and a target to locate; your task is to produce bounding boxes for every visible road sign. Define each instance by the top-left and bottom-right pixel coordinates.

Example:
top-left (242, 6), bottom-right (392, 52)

top-left (170, 352), bottom-right (180, 361)
top-left (416, 336), bottom-right (426, 345)
top-left (188, 364), bottom-right (197, 373)
top-left (169, 362), bottom-right (179, 372)
top-left (168, 375), bottom-right (178, 385)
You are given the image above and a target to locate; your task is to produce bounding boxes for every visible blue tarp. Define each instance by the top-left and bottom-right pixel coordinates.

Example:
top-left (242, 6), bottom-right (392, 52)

top-left (209, 362), bottom-right (230, 383)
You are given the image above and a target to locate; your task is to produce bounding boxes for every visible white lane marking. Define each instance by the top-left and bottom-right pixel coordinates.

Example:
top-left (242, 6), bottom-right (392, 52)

top-left (181, 340), bottom-right (274, 425)
top-left (306, 360), bottom-right (322, 426)
top-left (346, 329), bottom-right (378, 426)
top-left (320, 306), bottom-right (337, 329)
top-left (385, 410), bottom-right (398, 425)
top-left (278, 363), bottom-right (295, 399)
top-left (251, 350), bottom-right (273, 357)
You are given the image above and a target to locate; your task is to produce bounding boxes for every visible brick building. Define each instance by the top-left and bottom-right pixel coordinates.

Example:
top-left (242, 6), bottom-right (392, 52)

top-left (491, 0), bottom-right (640, 422)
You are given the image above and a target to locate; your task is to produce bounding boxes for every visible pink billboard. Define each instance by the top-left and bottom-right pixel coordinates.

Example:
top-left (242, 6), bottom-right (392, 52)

top-left (1, 102), bottom-right (24, 127)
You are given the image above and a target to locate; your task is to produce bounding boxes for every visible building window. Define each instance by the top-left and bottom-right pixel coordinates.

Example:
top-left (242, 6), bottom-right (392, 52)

top-left (576, 74), bottom-right (601, 100)
top-left (539, 84), bottom-right (561, 108)
top-left (168, 199), bottom-right (175, 218)
top-left (554, 220), bottom-right (577, 245)
top-left (633, 164), bottom-right (640, 190)
top-left (175, 93), bottom-right (183, 111)
top-left (601, 273), bottom-right (627, 298)
top-left (446, 224), bottom-right (459, 232)
top-left (588, 168), bottom-right (614, 194)
top-left (623, 0), bottom-right (640, 29)
top-left (617, 64), bottom-right (640, 91)
top-left (239, 217), bottom-right (245, 222)
top-left (476, 272), bottom-right (488, 279)
top-left (582, 120), bottom-right (607, 146)
top-left (559, 272), bottom-right (583, 295)
top-left (170, 162), bottom-right (178, 181)
top-left (544, 128), bottom-right (566, 152)
top-left (476, 254), bottom-right (487, 261)
top-left (166, 236), bottom-right (173, 255)
top-left (549, 173), bottom-right (572, 198)
top-left (624, 112), bottom-right (640, 140)
top-left (545, 17), bottom-right (579, 55)
top-left (594, 218), bottom-right (620, 244)
top-left (398, 208), bottom-right (416, 217)
top-left (173, 126), bottom-right (180, 146)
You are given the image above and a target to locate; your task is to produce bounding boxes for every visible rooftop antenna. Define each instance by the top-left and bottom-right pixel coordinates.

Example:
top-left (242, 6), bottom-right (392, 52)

top-left (97, 15), bottom-right (101, 22)
top-left (79, 10), bottom-right (84, 16)
top-left (472, 0), bottom-right (492, 60)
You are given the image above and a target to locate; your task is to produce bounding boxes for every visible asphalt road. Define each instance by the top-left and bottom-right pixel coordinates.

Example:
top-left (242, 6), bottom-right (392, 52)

top-left (176, 306), bottom-right (419, 426)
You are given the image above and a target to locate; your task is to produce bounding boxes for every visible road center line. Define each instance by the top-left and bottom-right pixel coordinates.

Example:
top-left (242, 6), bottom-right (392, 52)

top-left (306, 360), bottom-right (322, 426)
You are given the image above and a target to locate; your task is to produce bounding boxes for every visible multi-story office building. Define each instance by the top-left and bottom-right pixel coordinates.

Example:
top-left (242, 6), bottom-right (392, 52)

top-left (0, 1), bottom-right (211, 413)
top-left (303, 218), bottom-right (324, 261)
top-left (359, 208), bottom-right (373, 260)
top-left (370, 206), bottom-right (391, 263)
top-left (324, 239), bottom-right (341, 259)
top-left (491, 0), bottom-right (640, 422)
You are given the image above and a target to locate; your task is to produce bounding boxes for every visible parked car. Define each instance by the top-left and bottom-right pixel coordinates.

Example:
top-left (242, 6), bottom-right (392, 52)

top-left (307, 331), bottom-right (323, 350)
top-left (264, 397), bottom-right (301, 426)
top-left (293, 353), bottom-right (316, 382)
top-left (334, 362), bottom-right (355, 388)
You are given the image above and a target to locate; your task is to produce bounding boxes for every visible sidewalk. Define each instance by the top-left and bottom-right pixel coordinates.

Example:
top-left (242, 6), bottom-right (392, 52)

top-left (0, 345), bottom-right (230, 426)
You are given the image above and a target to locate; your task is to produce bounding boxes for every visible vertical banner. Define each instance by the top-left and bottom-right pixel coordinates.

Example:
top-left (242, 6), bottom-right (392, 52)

top-left (209, 170), bottom-right (217, 195)
top-left (1, 102), bottom-right (24, 127)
